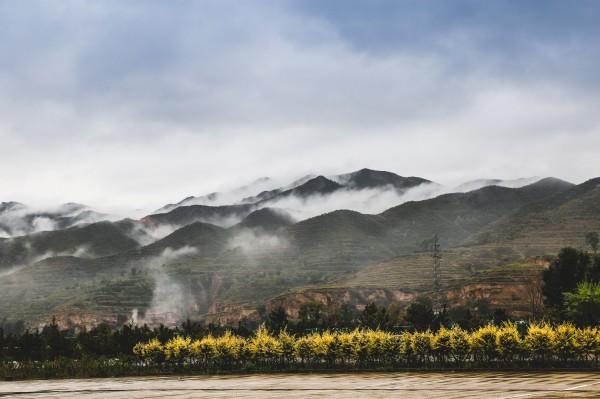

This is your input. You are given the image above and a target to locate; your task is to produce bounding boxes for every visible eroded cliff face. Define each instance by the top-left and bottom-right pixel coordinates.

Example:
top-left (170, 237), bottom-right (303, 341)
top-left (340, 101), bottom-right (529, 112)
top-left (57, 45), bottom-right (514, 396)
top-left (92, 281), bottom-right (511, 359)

top-left (201, 281), bottom-right (537, 326)
top-left (267, 288), bottom-right (419, 318)
top-left (41, 279), bottom-right (537, 330)
top-left (44, 312), bottom-right (111, 331)
top-left (204, 303), bottom-right (259, 325)
top-left (200, 288), bottom-right (419, 326)
top-left (444, 282), bottom-right (533, 317)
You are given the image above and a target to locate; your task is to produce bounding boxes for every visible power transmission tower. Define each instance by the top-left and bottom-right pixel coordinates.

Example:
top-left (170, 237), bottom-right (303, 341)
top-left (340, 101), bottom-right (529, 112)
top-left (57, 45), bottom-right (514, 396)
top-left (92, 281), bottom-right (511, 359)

top-left (431, 234), bottom-right (442, 313)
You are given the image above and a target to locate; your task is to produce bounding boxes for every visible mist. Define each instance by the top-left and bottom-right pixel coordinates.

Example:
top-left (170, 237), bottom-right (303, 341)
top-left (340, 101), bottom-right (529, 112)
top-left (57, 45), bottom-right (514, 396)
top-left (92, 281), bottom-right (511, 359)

top-left (238, 176), bottom-right (542, 222)
top-left (156, 176), bottom-right (285, 212)
top-left (227, 228), bottom-right (290, 256)
top-left (131, 246), bottom-right (199, 326)
top-left (261, 184), bottom-right (438, 220)
top-left (0, 202), bottom-right (111, 238)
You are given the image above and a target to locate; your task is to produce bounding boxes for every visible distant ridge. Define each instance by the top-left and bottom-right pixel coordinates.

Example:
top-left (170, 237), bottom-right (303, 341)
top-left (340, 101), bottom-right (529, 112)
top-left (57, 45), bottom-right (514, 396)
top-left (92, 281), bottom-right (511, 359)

top-left (334, 168), bottom-right (430, 190)
top-left (3, 170), bottom-right (597, 330)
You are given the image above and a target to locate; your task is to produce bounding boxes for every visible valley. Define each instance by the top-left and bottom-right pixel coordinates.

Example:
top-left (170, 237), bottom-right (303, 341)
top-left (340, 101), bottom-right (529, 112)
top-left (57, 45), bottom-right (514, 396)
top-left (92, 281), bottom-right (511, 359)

top-left (1, 169), bottom-right (598, 330)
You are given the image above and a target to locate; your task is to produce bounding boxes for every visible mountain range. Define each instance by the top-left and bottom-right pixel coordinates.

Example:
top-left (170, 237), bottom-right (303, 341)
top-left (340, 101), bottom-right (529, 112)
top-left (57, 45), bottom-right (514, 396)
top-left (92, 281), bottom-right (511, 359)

top-left (1, 168), bottom-right (598, 329)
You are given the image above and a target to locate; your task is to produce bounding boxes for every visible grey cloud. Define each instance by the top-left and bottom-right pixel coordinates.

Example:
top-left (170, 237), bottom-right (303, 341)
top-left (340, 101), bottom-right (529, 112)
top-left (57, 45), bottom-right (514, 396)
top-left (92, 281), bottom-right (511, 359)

top-left (0, 1), bottom-right (598, 210)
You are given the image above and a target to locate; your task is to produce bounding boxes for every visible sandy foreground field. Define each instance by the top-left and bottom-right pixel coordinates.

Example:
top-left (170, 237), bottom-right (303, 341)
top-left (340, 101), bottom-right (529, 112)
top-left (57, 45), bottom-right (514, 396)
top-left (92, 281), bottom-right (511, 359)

top-left (1, 372), bottom-right (599, 398)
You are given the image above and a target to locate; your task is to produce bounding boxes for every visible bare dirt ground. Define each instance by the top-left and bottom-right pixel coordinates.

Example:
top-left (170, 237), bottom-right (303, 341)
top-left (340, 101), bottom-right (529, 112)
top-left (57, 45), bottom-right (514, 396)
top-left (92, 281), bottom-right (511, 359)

top-left (1, 371), bottom-right (599, 398)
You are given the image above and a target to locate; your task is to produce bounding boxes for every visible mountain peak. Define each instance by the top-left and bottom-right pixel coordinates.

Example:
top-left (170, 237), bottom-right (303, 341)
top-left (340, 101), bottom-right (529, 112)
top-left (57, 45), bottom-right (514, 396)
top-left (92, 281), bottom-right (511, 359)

top-left (290, 176), bottom-right (343, 197)
top-left (337, 168), bottom-right (430, 190)
top-left (526, 177), bottom-right (574, 188)
top-left (236, 207), bottom-right (294, 231)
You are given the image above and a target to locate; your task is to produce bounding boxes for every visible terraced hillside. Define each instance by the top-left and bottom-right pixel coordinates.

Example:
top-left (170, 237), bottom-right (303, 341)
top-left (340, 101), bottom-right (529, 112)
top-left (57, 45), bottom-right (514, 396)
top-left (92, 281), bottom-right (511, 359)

top-left (475, 177), bottom-right (600, 251)
top-left (0, 175), bottom-right (598, 329)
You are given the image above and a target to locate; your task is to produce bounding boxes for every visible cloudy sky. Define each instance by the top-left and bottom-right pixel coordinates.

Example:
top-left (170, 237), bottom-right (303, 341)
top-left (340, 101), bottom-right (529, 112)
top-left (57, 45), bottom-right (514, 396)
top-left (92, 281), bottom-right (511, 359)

top-left (1, 0), bottom-right (599, 212)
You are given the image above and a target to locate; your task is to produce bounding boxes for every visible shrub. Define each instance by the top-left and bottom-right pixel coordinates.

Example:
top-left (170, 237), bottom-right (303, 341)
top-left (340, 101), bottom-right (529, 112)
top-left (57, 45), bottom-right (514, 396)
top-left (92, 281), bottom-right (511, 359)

top-left (336, 330), bottom-right (359, 364)
top-left (278, 329), bottom-right (296, 364)
top-left (129, 324), bottom-right (600, 372)
top-left (524, 323), bottom-right (554, 362)
top-left (293, 335), bottom-right (312, 364)
top-left (190, 335), bottom-right (216, 366)
top-left (214, 331), bottom-right (245, 365)
top-left (576, 327), bottom-right (600, 361)
top-left (470, 324), bottom-right (499, 363)
top-left (449, 326), bottom-right (470, 364)
top-left (552, 323), bottom-right (579, 363)
top-left (397, 332), bottom-right (414, 364)
top-left (163, 336), bottom-right (191, 363)
top-left (496, 323), bottom-right (521, 363)
top-left (432, 327), bottom-right (452, 363)
top-left (246, 326), bottom-right (282, 365)
top-left (410, 331), bottom-right (433, 364)
top-left (133, 338), bottom-right (165, 365)
top-left (307, 331), bottom-right (335, 364)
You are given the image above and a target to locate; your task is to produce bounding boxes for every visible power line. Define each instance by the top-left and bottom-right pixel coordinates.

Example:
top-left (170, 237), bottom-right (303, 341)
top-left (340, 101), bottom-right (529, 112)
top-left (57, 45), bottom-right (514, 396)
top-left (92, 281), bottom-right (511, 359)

top-left (431, 234), bottom-right (442, 313)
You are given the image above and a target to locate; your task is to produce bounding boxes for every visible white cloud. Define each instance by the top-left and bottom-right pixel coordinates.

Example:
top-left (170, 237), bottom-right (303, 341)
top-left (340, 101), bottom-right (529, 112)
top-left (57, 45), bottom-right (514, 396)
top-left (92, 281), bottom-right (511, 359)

top-left (0, 1), bottom-right (598, 213)
top-left (227, 229), bottom-right (289, 254)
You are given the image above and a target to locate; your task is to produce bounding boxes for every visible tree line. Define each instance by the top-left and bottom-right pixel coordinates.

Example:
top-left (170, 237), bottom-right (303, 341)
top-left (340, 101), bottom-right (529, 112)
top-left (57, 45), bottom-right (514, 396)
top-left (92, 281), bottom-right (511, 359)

top-left (1, 242), bottom-right (599, 376)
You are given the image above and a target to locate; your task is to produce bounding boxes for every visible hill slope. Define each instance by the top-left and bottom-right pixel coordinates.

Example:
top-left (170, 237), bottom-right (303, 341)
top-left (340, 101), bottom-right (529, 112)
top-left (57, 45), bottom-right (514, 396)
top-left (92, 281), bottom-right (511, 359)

top-left (233, 208), bottom-right (295, 231)
top-left (141, 204), bottom-right (255, 230)
top-left (0, 221), bottom-right (140, 269)
top-left (2, 175), bottom-right (597, 329)
top-left (335, 168), bottom-right (431, 190)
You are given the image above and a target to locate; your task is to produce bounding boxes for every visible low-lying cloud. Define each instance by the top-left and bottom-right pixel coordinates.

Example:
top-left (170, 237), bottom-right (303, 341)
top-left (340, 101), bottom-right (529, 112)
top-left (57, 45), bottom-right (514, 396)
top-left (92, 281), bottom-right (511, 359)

top-left (251, 177), bottom-right (542, 221)
top-left (131, 245), bottom-right (199, 326)
top-left (262, 184), bottom-right (439, 220)
top-left (0, 202), bottom-right (111, 238)
top-left (227, 228), bottom-right (289, 255)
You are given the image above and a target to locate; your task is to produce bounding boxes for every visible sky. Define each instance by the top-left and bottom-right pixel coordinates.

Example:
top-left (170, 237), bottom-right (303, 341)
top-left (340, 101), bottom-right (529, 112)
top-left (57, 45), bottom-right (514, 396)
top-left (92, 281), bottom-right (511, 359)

top-left (1, 0), bottom-right (599, 213)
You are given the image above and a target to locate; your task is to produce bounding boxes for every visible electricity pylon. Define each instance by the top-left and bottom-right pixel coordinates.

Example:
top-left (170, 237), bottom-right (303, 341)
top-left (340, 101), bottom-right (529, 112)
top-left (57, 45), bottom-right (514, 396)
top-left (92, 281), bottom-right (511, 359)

top-left (431, 234), bottom-right (442, 313)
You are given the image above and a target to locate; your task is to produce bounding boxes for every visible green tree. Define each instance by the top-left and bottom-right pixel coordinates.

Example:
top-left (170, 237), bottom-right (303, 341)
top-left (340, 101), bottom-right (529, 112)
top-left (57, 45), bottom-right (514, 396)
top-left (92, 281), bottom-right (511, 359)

top-left (79, 323), bottom-right (114, 357)
top-left (587, 255), bottom-right (600, 283)
top-left (492, 308), bottom-right (509, 324)
top-left (586, 232), bottom-right (599, 254)
top-left (564, 282), bottom-right (600, 326)
top-left (298, 302), bottom-right (323, 329)
top-left (326, 303), bottom-right (356, 329)
top-left (337, 303), bottom-right (357, 328)
top-left (180, 318), bottom-right (201, 338)
top-left (41, 317), bottom-right (74, 359)
top-left (542, 248), bottom-right (590, 308)
top-left (404, 297), bottom-right (435, 330)
top-left (266, 306), bottom-right (288, 332)
top-left (447, 305), bottom-right (475, 329)
top-left (360, 302), bottom-right (389, 329)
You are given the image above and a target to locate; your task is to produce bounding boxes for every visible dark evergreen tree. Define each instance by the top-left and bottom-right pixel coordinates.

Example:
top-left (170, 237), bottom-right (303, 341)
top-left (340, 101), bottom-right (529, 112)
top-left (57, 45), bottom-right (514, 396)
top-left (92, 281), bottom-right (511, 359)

top-left (337, 303), bottom-right (357, 328)
top-left (266, 306), bottom-right (288, 332)
top-left (586, 232), bottom-right (599, 254)
top-left (542, 248), bottom-right (590, 308)
top-left (298, 302), bottom-right (323, 330)
top-left (404, 297), bottom-right (435, 330)
top-left (360, 303), bottom-right (389, 329)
